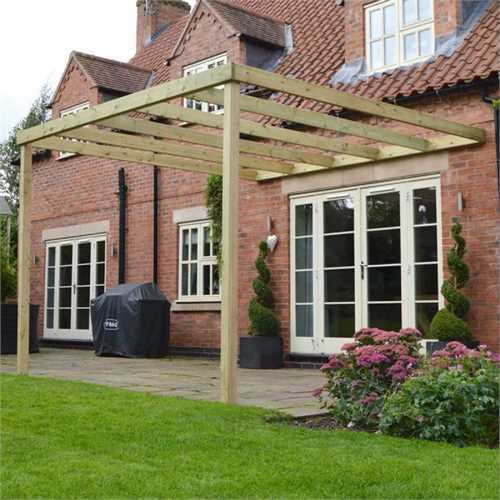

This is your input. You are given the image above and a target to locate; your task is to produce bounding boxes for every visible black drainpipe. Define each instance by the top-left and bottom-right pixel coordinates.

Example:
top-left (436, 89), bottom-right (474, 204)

top-left (118, 168), bottom-right (127, 284)
top-left (153, 167), bottom-right (160, 284)
top-left (481, 94), bottom-right (500, 195)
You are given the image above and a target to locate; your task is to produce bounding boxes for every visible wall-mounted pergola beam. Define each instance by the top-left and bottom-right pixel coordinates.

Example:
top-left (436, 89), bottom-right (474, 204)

top-left (144, 103), bottom-right (380, 160)
top-left (232, 64), bottom-right (486, 143)
top-left (190, 89), bottom-right (433, 152)
top-left (16, 64), bottom-right (233, 145)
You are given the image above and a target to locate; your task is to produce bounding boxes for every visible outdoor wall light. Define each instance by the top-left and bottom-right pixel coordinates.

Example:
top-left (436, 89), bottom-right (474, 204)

top-left (111, 246), bottom-right (118, 257)
top-left (267, 234), bottom-right (279, 253)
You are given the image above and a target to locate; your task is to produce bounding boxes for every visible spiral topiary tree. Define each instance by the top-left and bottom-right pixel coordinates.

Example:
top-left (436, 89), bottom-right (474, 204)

top-left (248, 241), bottom-right (280, 337)
top-left (430, 221), bottom-right (472, 342)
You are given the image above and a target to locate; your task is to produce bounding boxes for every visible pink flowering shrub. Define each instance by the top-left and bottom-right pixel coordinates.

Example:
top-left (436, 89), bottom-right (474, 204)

top-left (380, 342), bottom-right (499, 447)
top-left (316, 328), bottom-right (422, 430)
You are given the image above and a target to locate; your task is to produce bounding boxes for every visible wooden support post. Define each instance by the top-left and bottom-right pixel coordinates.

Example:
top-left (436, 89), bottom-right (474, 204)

top-left (17, 144), bottom-right (32, 375)
top-left (220, 81), bottom-right (240, 404)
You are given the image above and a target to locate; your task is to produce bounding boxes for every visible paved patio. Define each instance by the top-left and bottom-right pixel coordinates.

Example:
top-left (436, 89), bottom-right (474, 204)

top-left (0, 348), bottom-right (325, 417)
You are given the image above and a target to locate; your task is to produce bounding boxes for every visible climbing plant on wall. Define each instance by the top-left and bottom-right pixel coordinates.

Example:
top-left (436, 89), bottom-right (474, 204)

top-left (205, 174), bottom-right (223, 264)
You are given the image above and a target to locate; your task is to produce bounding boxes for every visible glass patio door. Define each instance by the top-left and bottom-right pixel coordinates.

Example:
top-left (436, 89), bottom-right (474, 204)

top-left (291, 177), bottom-right (442, 355)
top-left (45, 236), bottom-right (106, 341)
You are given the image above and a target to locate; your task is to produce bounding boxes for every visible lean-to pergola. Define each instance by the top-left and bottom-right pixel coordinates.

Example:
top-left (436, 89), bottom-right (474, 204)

top-left (16, 63), bottom-right (485, 403)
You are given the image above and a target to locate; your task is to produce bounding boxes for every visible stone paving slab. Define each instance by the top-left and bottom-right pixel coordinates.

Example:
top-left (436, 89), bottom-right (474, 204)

top-left (0, 348), bottom-right (326, 417)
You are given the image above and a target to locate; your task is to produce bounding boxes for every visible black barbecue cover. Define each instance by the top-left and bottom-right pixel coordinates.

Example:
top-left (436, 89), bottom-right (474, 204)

top-left (91, 283), bottom-right (170, 358)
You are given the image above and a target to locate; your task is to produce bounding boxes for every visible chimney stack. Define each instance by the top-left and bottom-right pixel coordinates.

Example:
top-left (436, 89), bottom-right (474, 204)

top-left (136, 0), bottom-right (191, 52)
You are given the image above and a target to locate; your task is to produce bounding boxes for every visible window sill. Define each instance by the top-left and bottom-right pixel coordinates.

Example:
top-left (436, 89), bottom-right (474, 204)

top-left (171, 302), bottom-right (221, 313)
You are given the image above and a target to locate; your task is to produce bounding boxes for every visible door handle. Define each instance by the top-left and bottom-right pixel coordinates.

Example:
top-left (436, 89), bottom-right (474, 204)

top-left (73, 284), bottom-right (76, 295)
top-left (361, 262), bottom-right (366, 280)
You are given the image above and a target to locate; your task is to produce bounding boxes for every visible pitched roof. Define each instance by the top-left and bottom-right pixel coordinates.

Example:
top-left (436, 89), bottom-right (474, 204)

top-left (73, 52), bottom-right (152, 94)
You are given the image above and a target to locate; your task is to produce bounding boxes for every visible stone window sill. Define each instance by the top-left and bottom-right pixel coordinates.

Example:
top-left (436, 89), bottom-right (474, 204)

top-left (171, 302), bottom-right (221, 313)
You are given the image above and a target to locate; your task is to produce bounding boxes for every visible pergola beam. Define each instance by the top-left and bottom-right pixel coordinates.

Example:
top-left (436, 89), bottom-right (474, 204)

top-left (231, 64), bottom-right (486, 143)
top-left (190, 88), bottom-right (433, 152)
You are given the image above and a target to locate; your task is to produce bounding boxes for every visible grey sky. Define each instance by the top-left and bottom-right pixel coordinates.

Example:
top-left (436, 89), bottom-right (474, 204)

top-left (0, 0), bottom-right (196, 141)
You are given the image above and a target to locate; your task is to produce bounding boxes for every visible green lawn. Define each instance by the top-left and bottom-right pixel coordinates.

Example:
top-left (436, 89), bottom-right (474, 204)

top-left (1, 374), bottom-right (498, 499)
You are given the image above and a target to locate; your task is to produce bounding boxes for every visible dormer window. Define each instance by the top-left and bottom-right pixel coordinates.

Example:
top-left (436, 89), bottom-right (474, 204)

top-left (366, 0), bottom-right (434, 73)
top-left (183, 54), bottom-right (227, 113)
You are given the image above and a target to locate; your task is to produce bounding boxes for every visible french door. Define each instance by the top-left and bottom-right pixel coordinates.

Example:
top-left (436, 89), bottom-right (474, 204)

top-left (291, 178), bottom-right (442, 355)
top-left (45, 236), bottom-right (106, 341)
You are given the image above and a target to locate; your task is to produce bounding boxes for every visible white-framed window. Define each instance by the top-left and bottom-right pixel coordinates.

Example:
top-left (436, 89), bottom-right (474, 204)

top-left (58, 102), bottom-right (90, 158)
top-left (183, 54), bottom-right (227, 113)
top-left (178, 221), bottom-right (220, 302)
top-left (366, 0), bottom-right (434, 73)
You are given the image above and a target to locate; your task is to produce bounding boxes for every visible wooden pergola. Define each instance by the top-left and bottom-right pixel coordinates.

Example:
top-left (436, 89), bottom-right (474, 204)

top-left (16, 63), bottom-right (485, 403)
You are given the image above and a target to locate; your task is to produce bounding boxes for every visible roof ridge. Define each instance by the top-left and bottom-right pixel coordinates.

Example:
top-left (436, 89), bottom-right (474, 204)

top-left (73, 51), bottom-right (152, 73)
top-left (206, 0), bottom-right (287, 26)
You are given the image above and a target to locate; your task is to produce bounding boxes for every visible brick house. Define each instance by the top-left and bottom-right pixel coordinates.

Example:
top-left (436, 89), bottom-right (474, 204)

top-left (31, 0), bottom-right (499, 359)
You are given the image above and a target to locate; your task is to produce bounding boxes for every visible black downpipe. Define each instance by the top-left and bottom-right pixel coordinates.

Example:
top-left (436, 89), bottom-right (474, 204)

top-left (481, 94), bottom-right (500, 195)
top-left (118, 168), bottom-right (127, 284)
top-left (153, 167), bottom-right (159, 284)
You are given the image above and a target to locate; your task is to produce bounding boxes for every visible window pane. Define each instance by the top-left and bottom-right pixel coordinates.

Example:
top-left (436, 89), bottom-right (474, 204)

top-left (97, 241), bottom-right (106, 262)
top-left (212, 266), bottom-right (220, 295)
top-left (96, 263), bottom-right (105, 285)
top-left (182, 230), bottom-right (189, 260)
top-left (324, 198), bottom-right (354, 233)
top-left (296, 238), bottom-right (313, 270)
top-left (77, 286), bottom-right (90, 307)
top-left (181, 264), bottom-right (189, 296)
top-left (59, 309), bottom-right (71, 329)
top-left (414, 187), bottom-right (437, 224)
top-left (296, 271), bottom-right (313, 303)
top-left (190, 263), bottom-right (198, 295)
top-left (296, 205), bottom-right (313, 236)
top-left (78, 265), bottom-right (91, 286)
top-left (96, 286), bottom-right (105, 298)
top-left (419, 29), bottom-right (432, 56)
top-left (384, 4), bottom-right (396, 35)
top-left (325, 269), bottom-right (355, 302)
top-left (191, 229), bottom-right (198, 260)
top-left (324, 234), bottom-right (354, 268)
top-left (385, 36), bottom-right (397, 66)
top-left (59, 267), bottom-right (72, 286)
top-left (77, 309), bottom-right (90, 330)
top-left (367, 192), bottom-right (400, 228)
top-left (78, 243), bottom-right (91, 264)
top-left (46, 309), bottom-right (54, 329)
top-left (370, 8), bottom-right (383, 39)
top-left (371, 40), bottom-right (383, 69)
top-left (403, 0), bottom-right (418, 25)
top-left (416, 302), bottom-right (438, 337)
top-left (203, 265), bottom-right (211, 295)
top-left (404, 32), bottom-right (418, 61)
top-left (203, 227), bottom-right (211, 257)
top-left (368, 229), bottom-right (401, 265)
top-left (368, 266), bottom-right (402, 301)
top-left (369, 304), bottom-right (402, 331)
top-left (48, 247), bottom-right (56, 266)
top-left (48, 268), bottom-right (55, 287)
top-left (415, 264), bottom-right (438, 300)
top-left (415, 226), bottom-right (437, 262)
top-left (296, 305), bottom-right (313, 338)
top-left (59, 288), bottom-right (72, 308)
top-left (418, 0), bottom-right (432, 20)
top-left (325, 305), bottom-right (355, 338)
top-left (60, 245), bottom-right (73, 266)
top-left (47, 289), bottom-right (54, 308)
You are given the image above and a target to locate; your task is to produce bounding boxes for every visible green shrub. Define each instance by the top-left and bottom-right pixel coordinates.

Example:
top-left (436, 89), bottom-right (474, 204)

top-left (430, 221), bottom-right (472, 342)
top-left (379, 343), bottom-right (499, 447)
top-left (248, 241), bottom-right (280, 337)
top-left (205, 175), bottom-right (222, 264)
top-left (1, 243), bottom-right (16, 302)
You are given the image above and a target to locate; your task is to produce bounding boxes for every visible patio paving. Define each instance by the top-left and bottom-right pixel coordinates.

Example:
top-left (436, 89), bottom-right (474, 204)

top-left (0, 348), bottom-right (325, 417)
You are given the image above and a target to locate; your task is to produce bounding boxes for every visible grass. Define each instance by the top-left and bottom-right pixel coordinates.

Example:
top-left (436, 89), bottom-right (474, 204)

top-left (1, 374), bottom-right (498, 499)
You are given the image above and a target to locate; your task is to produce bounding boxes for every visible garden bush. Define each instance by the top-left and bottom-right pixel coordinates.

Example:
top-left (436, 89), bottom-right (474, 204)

top-left (316, 328), bottom-right (422, 430)
top-left (379, 342), bottom-right (500, 447)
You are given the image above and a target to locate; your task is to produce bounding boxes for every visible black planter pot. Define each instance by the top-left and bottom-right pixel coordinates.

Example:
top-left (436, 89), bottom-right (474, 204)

top-left (425, 340), bottom-right (447, 357)
top-left (0, 304), bottom-right (40, 354)
top-left (239, 336), bottom-right (283, 369)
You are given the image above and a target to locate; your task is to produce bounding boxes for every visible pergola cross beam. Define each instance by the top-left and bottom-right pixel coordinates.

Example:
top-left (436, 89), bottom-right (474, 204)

top-left (16, 63), bottom-right (485, 405)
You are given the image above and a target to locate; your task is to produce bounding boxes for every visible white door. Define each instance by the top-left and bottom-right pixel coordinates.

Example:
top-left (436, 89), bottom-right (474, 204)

top-left (45, 236), bottom-right (106, 341)
top-left (291, 177), bottom-right (442, 355)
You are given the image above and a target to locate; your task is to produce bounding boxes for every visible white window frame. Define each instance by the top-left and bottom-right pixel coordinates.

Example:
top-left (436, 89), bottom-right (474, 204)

top-left (58, 102), bottom-right (90, 159)
top-left (183, 54), bottom-right (227, 113)
top-left (365, 0), bottom-right (435, 73)
top-left (178, 221), bottom-right (220, 303)
top-left (290, 176), bottom-right (443, 355)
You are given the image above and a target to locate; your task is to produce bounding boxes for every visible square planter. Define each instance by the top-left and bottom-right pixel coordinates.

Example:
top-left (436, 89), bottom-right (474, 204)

top-left (425, 340), bottom-right (447, 357)
top-left (1, 304), bottom-right (40, 354)
top-left (240, 336), bottom-right (283, 369)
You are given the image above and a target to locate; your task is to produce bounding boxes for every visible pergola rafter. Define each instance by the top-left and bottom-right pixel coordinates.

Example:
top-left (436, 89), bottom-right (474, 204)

top-left (16, 63), bottom-right (485, 403)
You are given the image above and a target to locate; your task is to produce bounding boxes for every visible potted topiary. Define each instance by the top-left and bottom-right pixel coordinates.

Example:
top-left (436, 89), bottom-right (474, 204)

top-left (428, 220), bottom-right (475, 356)
top-left (240, 241), bottom-right (282, 369)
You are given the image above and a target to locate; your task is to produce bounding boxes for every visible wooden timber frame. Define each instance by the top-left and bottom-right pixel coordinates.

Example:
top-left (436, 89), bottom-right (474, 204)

top-left (16, 63), bottom-right (485, 402)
